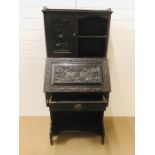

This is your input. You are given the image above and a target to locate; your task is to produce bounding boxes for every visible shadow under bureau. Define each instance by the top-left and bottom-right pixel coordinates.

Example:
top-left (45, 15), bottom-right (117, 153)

top-left (42, 8), bottom-right (113, 144)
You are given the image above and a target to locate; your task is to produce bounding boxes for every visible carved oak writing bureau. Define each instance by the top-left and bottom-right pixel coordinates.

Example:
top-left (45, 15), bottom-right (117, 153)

top-left (42, 8), bottom-right (113, 145)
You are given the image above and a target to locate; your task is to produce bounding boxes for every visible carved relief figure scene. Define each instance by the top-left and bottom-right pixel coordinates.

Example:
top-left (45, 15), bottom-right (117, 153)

top-left (53, 65), bottom-right (100, 83)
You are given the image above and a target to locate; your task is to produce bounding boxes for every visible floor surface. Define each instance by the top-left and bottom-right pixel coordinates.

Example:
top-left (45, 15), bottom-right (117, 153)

top-left (20, 117), bottom-right (134, 155)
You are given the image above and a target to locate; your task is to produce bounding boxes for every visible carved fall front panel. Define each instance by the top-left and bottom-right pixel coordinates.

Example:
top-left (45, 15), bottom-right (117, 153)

top-left (44, 58), bottom-right (110, 92)
top-left (52, 65), bottom-right (102, 84)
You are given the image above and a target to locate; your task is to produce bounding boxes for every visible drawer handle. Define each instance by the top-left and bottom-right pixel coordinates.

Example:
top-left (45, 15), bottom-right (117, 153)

top-left (73, 104), bottom-right (82, 111)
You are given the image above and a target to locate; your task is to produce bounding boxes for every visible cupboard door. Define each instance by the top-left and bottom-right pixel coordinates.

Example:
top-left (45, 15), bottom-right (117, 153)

top-left (43, 13), bottom-right (77, 57)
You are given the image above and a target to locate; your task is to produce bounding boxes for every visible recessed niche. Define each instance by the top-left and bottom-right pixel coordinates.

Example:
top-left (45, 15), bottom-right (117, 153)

top-left (78, 16), bottom-right (108, 36)
top-left (78, 38), bottom-right (107, 57)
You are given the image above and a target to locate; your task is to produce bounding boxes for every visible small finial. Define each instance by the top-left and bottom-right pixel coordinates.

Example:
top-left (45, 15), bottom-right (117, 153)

top-left (43, 6), bottom-right (48, 10)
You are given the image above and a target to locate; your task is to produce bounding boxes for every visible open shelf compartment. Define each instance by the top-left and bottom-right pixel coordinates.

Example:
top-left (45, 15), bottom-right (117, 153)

top-left (78, 38), bottom-right (107, 57)
top-left (78, 16), bottom-right (108, 36)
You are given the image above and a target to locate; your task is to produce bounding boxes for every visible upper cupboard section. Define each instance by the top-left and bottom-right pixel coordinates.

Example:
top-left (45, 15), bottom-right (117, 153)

top-left (42, 9), bottom-right (112, 57)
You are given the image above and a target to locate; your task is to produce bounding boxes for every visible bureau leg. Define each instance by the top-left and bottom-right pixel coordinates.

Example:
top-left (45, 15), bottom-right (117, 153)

top-left (101, 132), bottom-right (105, 144)
top-left (101, 117), bottom-right (105, 145)
top-left (50, 133), bottom-right (53, 145)
top-left (50, 123), bottom-right (53, 145)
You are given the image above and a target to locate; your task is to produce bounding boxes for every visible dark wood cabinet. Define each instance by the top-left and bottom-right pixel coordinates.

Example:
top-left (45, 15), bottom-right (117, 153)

top-left (42, 8), bottom-right (112, 145)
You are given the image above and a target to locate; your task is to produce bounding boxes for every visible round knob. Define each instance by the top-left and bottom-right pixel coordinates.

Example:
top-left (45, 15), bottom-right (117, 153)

top-left (73, 33), bottom-right (76, 37)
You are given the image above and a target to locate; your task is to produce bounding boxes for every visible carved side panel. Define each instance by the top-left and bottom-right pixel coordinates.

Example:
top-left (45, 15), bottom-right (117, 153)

top-left (52, 19), bottom-right (71, 53)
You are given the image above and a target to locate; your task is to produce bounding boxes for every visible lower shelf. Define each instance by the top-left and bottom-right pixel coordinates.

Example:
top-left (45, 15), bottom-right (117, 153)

top-left (49, 110), bottom-right (105, 145)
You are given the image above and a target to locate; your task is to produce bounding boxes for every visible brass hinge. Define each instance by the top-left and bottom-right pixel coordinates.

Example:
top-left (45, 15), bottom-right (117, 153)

top-left (103, 96), bottom-right (107, 103)
top-left (47, 96), bottom-right (53, 105)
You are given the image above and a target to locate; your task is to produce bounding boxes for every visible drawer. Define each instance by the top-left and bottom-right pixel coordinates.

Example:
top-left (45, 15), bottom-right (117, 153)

top-left (47, 96), bottom-right (107, 111)
top-left (49, 103), bottom-right (106, 111)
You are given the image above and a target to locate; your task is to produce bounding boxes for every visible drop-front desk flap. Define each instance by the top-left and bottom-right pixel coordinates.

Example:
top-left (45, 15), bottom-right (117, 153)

top-left (44, 58), bottom-right (111, 93)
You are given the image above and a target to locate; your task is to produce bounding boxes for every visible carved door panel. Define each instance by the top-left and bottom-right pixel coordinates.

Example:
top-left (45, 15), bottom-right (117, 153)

top-left (44, 14), bottom-right (77, 57)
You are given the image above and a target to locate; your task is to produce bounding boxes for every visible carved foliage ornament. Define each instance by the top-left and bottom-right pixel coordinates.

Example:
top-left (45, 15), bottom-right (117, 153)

top-left (44, 58), bottom-right (110, 92)
top-left (53, 65), bottom-right (100, 83)
top-left (53, 19), bottom-right (70, 52)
